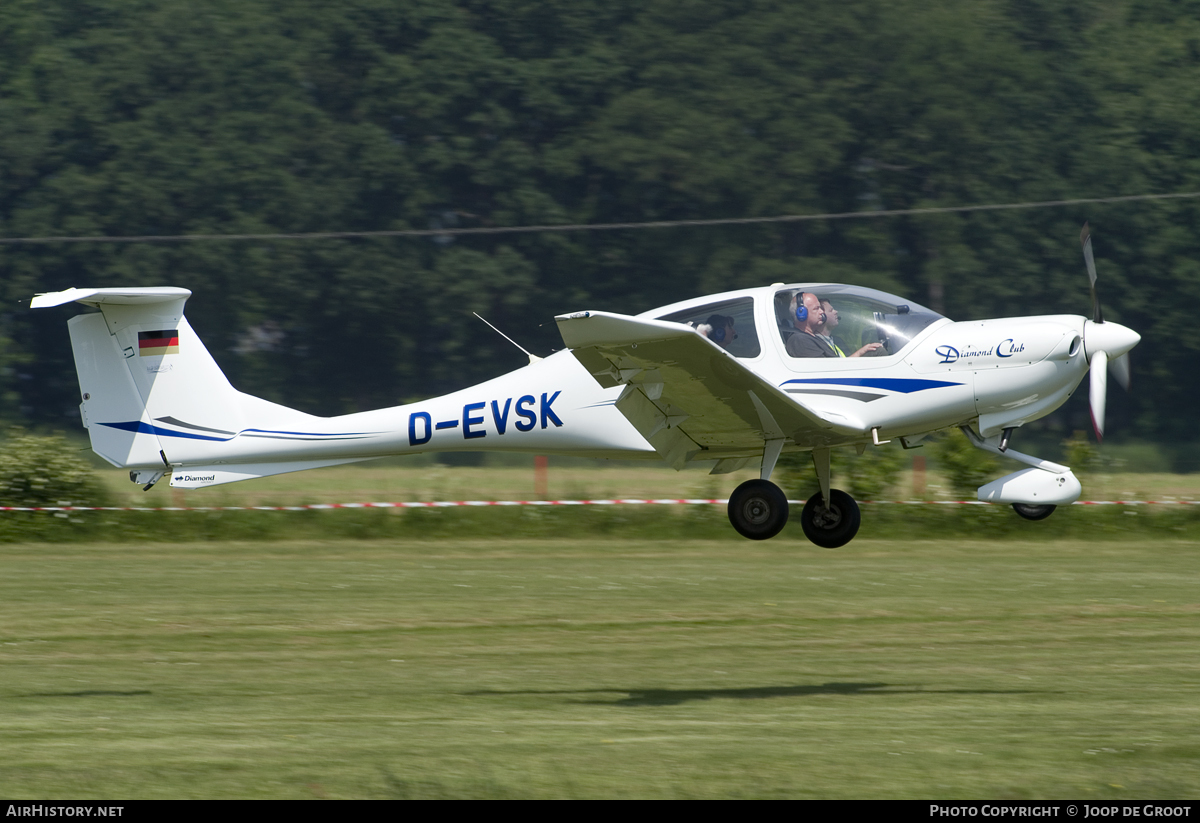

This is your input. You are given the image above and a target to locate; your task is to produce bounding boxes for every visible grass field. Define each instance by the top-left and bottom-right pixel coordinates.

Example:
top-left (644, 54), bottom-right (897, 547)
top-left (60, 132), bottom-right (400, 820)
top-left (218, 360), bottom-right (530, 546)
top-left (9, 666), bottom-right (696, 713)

top-left (2, 536), bottom-right (1199, 798)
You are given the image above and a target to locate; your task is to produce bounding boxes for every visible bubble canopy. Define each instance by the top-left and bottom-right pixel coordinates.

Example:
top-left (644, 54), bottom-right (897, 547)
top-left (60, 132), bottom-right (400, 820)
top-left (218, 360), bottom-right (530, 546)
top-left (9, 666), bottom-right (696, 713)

top-left (773, 284), bottom-right (946, 358)
top-left (649, 284), bottom-right (945, 360)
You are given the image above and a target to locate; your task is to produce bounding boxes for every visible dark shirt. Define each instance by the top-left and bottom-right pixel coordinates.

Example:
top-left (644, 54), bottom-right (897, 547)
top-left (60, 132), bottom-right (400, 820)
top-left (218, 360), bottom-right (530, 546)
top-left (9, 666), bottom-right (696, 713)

top-left (786, 330), bottom-right (837, 358)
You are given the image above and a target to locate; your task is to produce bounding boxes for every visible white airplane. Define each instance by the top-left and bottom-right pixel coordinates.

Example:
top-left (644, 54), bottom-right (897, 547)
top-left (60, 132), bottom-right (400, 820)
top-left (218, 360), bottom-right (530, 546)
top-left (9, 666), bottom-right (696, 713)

top-left (31, 226), bottom-right (1139, 547)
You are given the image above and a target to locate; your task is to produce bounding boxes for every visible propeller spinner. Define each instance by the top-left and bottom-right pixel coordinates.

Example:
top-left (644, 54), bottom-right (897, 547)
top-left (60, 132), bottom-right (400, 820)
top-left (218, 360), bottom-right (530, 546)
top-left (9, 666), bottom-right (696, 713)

top-left (1080, 223), bottom-right (1140, 440)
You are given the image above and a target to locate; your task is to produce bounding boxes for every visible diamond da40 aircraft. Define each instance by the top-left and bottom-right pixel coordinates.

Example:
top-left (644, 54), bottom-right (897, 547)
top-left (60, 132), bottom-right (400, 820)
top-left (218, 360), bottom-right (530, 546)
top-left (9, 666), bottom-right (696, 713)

top-left (32, 226), bottom-right (1139, 547)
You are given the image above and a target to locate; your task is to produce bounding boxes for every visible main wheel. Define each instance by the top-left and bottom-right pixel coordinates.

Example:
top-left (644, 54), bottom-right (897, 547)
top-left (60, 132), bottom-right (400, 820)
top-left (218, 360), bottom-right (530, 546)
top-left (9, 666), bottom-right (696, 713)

top-left (727, 479), bottom-right (789, 540)
top-left (800, 489), bottom-right (861, 548)
top-left (1012, 503), bottom-right (1056, 521)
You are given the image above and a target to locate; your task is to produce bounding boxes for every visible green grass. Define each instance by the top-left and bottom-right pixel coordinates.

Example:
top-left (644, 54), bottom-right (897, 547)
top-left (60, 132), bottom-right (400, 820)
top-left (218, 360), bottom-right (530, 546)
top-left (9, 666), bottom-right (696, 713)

top-left (7, 497), bottom-right (1200, 543)
top-left (2, 537), bottom-right (1199, 798)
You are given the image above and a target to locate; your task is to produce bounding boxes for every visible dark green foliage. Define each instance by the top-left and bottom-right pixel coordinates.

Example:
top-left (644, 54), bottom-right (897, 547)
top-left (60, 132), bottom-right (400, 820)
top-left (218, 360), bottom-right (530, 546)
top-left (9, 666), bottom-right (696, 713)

top-left (775, 442), bottom-right (906, 501)
top-left (0, 429), bottom-right (112, 509)
top-left (928, 428), bottom-right (1000, 499)
top-left (0, 429), bottom-right (113, 539)
top-left (1063, 429), bottom-right (1105, 475)
top-left (0, 0), bottom-right (1196, 444)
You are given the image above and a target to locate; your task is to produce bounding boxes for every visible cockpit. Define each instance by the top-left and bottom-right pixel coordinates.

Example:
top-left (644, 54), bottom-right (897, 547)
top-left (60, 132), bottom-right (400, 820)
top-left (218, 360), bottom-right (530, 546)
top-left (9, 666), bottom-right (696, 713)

top-left (772, 285), bottom-right (945, 359)
top-left (651, 284), bottom-right (946, 361)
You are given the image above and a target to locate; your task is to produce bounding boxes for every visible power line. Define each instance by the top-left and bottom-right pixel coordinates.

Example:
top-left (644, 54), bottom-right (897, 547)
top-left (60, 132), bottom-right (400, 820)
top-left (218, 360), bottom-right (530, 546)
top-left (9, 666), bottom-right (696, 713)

top-left (1, 190), bottom-right (1198, 245)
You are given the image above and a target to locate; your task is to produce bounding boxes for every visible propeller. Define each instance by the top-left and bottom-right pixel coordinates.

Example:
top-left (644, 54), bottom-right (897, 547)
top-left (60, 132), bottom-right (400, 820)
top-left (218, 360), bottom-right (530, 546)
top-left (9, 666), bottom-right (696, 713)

top-left (1081, 222), bottom-right (1103, 324)
top-left (1080, 223), bottom-right (1139, 440)
top-left (1109, 351), bottom-right (1131, 392)
top-left (1088, 349), bottom-right (1107, 440)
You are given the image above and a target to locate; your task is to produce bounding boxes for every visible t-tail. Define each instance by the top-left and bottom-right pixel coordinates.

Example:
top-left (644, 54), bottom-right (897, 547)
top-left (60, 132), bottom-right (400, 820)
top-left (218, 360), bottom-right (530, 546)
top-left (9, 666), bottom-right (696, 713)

top-left (32, 287), bottom-right (652, 490)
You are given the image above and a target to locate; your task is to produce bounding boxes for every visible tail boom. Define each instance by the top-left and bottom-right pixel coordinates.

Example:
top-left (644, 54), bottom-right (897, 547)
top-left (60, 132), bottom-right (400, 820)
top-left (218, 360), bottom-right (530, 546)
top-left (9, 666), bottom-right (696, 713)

top-left (36, 287), bottom-right (654, 489)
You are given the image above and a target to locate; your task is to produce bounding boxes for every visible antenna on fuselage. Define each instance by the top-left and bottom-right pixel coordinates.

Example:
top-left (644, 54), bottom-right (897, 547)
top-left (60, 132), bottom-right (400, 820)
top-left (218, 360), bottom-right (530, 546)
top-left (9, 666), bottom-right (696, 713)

top-left (473, 313), bottom-right (542, 364)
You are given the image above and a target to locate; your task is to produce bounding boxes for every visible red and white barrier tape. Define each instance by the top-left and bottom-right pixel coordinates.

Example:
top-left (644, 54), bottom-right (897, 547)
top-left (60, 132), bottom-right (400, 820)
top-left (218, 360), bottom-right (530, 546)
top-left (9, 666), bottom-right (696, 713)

top-left (2, 498), bottom-right (1198, 513)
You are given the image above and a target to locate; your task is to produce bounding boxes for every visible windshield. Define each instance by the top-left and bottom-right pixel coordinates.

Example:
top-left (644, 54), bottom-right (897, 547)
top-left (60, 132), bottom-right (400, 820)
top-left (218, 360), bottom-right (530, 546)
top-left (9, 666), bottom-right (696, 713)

top-left (774, 285), bottom-right (944, 358)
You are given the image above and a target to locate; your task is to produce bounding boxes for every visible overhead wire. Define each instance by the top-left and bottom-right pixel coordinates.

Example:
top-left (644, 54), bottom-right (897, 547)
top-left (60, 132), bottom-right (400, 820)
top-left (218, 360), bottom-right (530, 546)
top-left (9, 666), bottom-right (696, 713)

top-left (0, 190), bottom-right (1198, 245)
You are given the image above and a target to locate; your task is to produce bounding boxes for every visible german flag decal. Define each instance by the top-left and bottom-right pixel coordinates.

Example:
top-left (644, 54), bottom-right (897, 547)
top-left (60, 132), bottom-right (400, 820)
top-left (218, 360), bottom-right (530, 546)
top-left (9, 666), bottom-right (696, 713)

top-left (138, 329), bottom-right (180, 356)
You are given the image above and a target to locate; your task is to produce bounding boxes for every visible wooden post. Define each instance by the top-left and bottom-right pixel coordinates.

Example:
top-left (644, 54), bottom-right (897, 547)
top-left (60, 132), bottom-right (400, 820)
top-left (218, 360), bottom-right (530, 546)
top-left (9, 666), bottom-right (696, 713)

top-left (912, 454), bottom-right (926, 499)
top-left (534, 455), bottom-right (548, 499)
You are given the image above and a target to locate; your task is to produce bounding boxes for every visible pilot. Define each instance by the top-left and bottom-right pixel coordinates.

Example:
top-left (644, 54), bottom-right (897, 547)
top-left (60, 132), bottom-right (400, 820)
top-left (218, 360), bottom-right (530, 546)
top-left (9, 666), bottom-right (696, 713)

top-left (785, 292), bottom-right (836, 357)
top-left (699, 314), bottom-right (737, 350)
top-left (817, 298), bottom-right (884, 358)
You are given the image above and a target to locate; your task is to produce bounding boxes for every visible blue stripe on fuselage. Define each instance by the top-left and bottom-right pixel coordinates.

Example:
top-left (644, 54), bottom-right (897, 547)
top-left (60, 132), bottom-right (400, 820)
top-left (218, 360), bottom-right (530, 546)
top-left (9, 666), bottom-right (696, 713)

top-left (780, 378), bottom-right (962, 393)
top-left (99, 421), bottom-right (375, 441)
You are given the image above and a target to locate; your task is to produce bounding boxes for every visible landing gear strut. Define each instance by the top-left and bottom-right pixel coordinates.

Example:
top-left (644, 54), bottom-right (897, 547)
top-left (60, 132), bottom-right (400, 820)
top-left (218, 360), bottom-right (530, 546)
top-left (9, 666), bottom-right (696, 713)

top-left (727, 479), bottom-right (789, 540)
top-left (798, 447), bottom-right (862, 547)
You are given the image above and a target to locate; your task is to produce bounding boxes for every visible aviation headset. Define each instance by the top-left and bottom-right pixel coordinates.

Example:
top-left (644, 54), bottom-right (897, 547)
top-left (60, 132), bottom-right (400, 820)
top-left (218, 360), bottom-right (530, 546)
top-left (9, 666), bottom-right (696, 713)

top-left (794, 293), bottom-right (810, 322)
top-left (705, 314), bottom-right (734, 343)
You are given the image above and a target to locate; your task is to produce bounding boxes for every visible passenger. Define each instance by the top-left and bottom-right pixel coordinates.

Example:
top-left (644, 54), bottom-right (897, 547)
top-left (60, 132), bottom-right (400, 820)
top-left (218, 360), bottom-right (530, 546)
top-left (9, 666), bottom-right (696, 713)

top-left (785, 292), bottom-right (836, 357)
top-left (698, 314), bottom-right (737, 350)
top-left (818, 299), bottom-right (883, 357)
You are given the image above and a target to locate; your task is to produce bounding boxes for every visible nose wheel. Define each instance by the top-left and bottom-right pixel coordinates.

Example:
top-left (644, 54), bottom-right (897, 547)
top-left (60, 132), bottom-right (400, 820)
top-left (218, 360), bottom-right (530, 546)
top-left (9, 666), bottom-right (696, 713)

top-left (727, 479), bottom-right (790, 540)
top-left (800, 489), bottom-right (861, 548)
top-left (1012, 503), bottom-right (1056, 521)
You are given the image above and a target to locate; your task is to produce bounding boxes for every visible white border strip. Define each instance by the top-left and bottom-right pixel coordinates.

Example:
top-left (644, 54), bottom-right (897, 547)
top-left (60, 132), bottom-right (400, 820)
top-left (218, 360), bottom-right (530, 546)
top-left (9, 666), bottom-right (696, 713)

top-left (3, 499), bottom-right (1198, 513)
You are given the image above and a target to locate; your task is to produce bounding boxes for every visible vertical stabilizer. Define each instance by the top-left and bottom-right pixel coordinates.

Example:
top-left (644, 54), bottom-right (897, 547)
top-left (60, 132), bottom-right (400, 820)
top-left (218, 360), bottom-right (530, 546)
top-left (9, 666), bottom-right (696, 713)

top-left (35, 288), bottom-right (246, 469)
top-left (67, 312), bottom-right (165, 467)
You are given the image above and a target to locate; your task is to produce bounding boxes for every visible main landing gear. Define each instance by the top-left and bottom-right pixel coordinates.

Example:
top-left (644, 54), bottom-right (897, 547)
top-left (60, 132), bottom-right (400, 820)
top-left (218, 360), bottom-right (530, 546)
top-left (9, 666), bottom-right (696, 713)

top-left (800, 488), bottom-right (861, 548)
top-left (727, 479), bottom-right (790, 540)
top-left (725, 446), bottom-right (863, 547)
top-left (797, 446), bottom-right (860, 547)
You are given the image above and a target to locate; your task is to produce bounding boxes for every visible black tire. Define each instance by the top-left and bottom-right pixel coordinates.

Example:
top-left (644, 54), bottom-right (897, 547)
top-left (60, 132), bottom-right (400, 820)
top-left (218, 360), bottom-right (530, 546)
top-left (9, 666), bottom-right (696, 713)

top-left (1012, 503), bottom-right (1057, 521)
top-left (800, 489), bottom-right (861, 548)
top-left (727, 479), bottom-right (790, 540)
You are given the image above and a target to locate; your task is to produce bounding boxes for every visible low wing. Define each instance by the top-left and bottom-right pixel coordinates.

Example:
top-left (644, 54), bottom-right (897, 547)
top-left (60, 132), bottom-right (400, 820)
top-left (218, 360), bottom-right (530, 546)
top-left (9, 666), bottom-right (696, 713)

top-left (555, 311), bottom-right (866, 469)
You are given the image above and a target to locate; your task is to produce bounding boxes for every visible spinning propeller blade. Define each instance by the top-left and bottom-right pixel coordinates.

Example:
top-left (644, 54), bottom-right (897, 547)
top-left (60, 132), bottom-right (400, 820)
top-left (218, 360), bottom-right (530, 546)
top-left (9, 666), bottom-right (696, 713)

top-left (1109, 352), bottom-right (1131, 392)
top-left (1080, 223), bottom-right (1139, 442)
top-left (1089, 350), bottom-right (1108, 441)
top-left (1080, 222), bottom-right (1103, 324)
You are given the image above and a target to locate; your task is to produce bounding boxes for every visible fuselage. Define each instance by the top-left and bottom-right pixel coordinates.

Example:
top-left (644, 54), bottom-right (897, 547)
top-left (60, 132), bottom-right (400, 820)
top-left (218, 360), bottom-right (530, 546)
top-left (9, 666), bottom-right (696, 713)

top-left (145, 283), bottom-right (1098, 472)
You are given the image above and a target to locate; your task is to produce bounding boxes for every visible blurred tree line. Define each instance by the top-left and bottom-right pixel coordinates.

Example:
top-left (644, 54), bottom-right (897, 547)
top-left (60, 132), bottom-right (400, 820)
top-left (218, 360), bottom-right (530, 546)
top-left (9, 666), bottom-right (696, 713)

top-left (2, 0), bottom-right (1199, 456)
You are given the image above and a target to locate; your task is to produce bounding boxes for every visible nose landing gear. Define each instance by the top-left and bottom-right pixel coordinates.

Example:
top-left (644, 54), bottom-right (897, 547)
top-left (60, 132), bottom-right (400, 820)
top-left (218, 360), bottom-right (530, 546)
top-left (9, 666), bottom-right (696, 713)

top-left (1012, 503), bottom-right (1057, 521)
top-left (961, 426), bottom-right (1080, 519)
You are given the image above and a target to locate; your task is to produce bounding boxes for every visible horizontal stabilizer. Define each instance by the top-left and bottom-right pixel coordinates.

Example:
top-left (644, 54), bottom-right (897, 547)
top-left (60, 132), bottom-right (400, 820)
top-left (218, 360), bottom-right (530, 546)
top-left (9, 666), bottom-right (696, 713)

top-left (31, 287), bottom-right (193, 309)
top-left (169, 458), bottom-right (375, 489)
